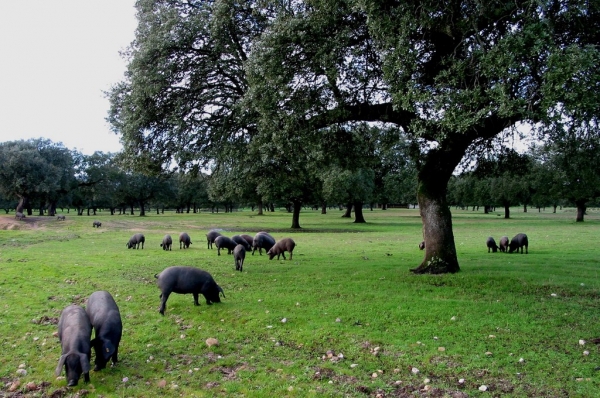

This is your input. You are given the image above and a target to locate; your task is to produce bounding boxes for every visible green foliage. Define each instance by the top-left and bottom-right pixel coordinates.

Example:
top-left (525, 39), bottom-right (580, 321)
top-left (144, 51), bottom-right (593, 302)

top-left (0, 209), bottom-right (599, 396)
top-left (0, 139), bottom-right (75, 211)
top-left (321, 166), bottom-right (374, 205)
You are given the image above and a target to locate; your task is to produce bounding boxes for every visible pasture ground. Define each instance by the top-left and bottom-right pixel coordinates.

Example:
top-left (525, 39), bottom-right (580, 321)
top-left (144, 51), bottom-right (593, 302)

top-left (0, 207), bottom-right (599, 397)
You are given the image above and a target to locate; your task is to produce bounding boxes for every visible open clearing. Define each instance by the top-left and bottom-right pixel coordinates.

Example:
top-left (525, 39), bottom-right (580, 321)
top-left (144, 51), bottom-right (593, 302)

top-left (0, 207), bottom-right (599, 397)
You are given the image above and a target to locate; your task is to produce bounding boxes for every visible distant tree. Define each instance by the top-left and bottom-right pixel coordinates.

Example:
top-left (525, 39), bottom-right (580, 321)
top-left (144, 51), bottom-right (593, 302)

top-left (544, 135), bottom-right (600, 221)
top-left (472, 149), bottom-right (533, 219)
top-left (321, 166), bottom-right (374, 223)
top-left (0, 139), bottom-right (74, 215)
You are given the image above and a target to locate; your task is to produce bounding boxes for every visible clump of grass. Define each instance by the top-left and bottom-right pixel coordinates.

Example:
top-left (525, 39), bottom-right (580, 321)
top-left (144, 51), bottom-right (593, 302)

top-left (0, 207), bottom-right (598, 397)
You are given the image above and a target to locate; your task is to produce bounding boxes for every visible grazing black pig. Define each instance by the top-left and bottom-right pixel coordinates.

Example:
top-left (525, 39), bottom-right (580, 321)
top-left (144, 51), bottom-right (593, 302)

top-left (215, 235), bottom-right (237, 255)
top-left (126, 233), bottom-right (145, 249)
top-left (55, 305), bottom-right (92, 386)
top-left (154, 266), bottom-right (225, 315)
top-left (252, 232), bottom-right (276, 255)
top-left (486, 237), bottom-right (499, 253)
top-left (499, 236), bottom-right (509, 252)
top-left (15, 211), bottom-right (25, 220)
top-left (93, 221), bottom-right (102, 228)
top-left (57, 215), bottom-right (66, 221)
top-left (418, 241), bottom-right (425, 250)
top-left (86, 291), bottom-right (122, 371)
top-left (240, 234), bottom-right (254, 247)
top-left (179, 232), bottom-right (192, 249)
top-left (267, 238), bottom-right (296, 260)
top-left (160, 234), bottom-right (173, 251)
top-left (233, 244), bottom-right (246, 272)
top-left (509, 233), bottom-right (529, 254)
top-left (206, 230), bottom-right (222, 249)
top-left (232, 235), bottom-right (251, 251)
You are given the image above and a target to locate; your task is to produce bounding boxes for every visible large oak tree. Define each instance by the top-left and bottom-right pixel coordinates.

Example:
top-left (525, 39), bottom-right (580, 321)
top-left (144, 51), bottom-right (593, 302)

top-left (245, 0), bottom-right (600, 273)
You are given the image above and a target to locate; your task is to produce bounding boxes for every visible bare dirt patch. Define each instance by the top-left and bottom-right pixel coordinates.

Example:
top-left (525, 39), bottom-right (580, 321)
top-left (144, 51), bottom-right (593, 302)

top-left (0, 215), bottom-right (49, 231)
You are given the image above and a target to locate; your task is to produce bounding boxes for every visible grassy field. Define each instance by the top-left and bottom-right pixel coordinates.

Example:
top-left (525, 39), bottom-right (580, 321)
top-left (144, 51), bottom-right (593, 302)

top-left (0, 207), bottom-right (599, 397)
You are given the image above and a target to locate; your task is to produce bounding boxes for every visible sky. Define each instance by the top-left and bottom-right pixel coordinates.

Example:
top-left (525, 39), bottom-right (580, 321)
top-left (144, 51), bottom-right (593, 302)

top-left (0, 1), bottom-right (137, 155)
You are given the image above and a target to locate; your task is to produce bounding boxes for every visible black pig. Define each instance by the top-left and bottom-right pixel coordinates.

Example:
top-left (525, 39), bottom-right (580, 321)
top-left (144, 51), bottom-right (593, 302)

top-left (55, 305), bottom-right (92, 386)
top-left (154, 266), bottom-right (225, 315)
top-left (179, 232), bottom-right (192, 249)
top-left (252, 232), bottom-right (276, 255)
top-left (509, 233), bottom-right (529, 254)
top-left (206, 230), bottom-right (222, 249)
top-left (86, 291), bottom-right (122, 371)
top-left (160, 234), bottom-right (173, 251)
top-left (215, 235), bottom-right (237, 255)
top-left (126, 233), bottom-right (145, 249)
top-left (233, 244), bottom-right (246, 272)
top-left (232, 235), bottom-right (251, 251)
top-left (486, 237), bottom-right (499, 253)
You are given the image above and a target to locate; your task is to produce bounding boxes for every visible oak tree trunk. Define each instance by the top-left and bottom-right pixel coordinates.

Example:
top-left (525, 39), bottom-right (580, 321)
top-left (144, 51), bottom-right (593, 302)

top-left (575, 200), bottom-right (586, 222)
top-left (16, 196), bottom-right (30, 214)
top-left (410, 143), bottom-right (465, 274)
top-left (353, 201), bottom-right (366, 223)
top-left (291, 200), bottom-right (302, 229)
top-left (342, 203), bottom-right (352, 218)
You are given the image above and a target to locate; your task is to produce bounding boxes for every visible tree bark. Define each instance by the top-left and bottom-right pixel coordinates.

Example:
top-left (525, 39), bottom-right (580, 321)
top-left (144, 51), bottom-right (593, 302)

top-left (342, 203), bottom-right (352, 218)
top-left (410, 142), bottom-right (466, 274)
top-left (321, 202), bottom-right (327, 214)
top-left (504, 204), bottom-right (510, 219)
top-left (353, 201), bottom-right (366, 223)
top-left (16, 196), bottom-right (29, 213)
top-left (291, 199), bottom-right (302, 229)
top-left (48, 201), bottom-right (57, 216)
top-left (575, 200), bottom-right (586, 222)
top-left (257, 200), bottom-right (264, 215)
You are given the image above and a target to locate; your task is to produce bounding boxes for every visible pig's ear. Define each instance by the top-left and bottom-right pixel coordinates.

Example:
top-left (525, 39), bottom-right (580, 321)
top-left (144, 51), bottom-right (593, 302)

top-left (103, 341), bottom-right (115, 359)
top-left (79, 353), bottom-right (91, 373)
top-left (55, 354), bottom-right (67, 376)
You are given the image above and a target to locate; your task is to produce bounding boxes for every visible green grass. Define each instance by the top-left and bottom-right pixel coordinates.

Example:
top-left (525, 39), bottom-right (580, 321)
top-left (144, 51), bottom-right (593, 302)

top-left (0, 207), bottom-right (599, 397)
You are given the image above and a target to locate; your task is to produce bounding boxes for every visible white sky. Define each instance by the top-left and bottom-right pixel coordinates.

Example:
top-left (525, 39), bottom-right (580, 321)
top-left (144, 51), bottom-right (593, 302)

top-left (0, 1), bottom-right (137, 155)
